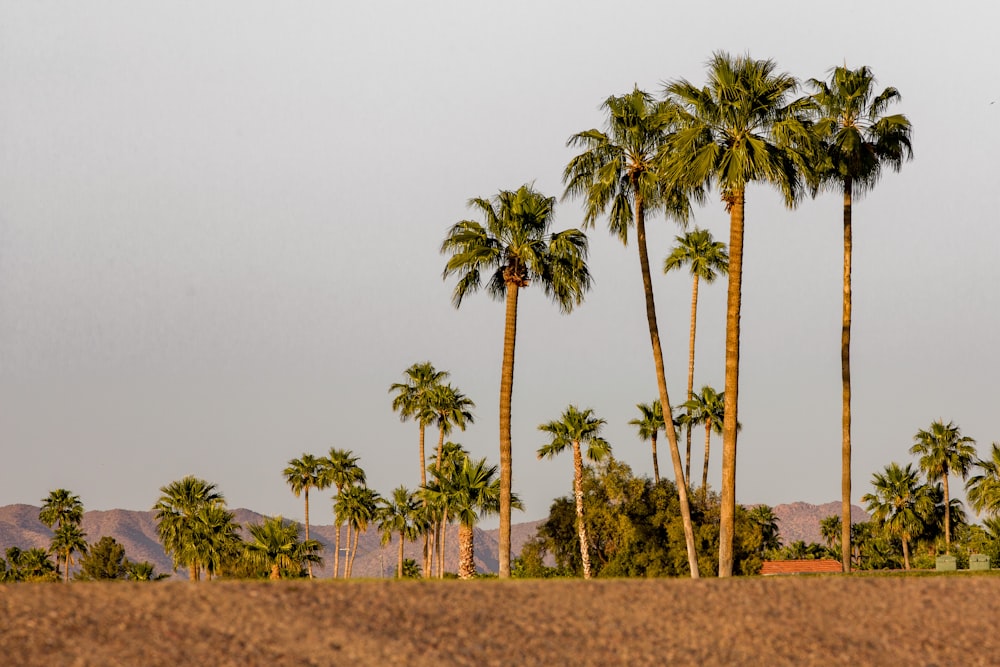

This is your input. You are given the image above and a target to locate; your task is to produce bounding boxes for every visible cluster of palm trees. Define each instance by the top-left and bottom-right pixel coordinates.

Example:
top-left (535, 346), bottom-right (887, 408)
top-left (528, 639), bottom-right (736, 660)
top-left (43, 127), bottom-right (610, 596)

top-left (442, 52), bottom-right (912, 577)
top-left (861, 420), bottom-right (1000, 569)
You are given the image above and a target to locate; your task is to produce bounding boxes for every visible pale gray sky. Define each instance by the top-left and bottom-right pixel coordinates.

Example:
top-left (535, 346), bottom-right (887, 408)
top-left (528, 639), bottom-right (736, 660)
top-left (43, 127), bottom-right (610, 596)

top-left (2, 1), bottom-right (998, 528)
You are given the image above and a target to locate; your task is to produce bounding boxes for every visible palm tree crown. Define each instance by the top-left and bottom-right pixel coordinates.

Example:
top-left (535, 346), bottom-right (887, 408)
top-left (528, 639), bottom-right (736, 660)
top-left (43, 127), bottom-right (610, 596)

top-left (628, 400), bottom-right (664, 484)
top-left (910, 420), bottom-right (976, 554)
top-left (862, 462), bottom-right (935, 570)
top-left (283, 453), bottom-right (330, 578)
top-left (967, 443), bottom-right (1000, 517)
top-left (152, 476), bottom-right (226, 581)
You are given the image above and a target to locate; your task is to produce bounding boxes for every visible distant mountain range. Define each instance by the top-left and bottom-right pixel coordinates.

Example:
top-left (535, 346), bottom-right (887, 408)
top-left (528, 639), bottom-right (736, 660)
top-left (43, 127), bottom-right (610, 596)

top-left (0, 501), bottom-right (867, 579)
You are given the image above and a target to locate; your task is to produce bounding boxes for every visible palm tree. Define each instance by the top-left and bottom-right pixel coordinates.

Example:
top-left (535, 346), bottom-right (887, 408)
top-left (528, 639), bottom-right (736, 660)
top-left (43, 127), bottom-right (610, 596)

top-left (564, 87), bottom-right (701, 578)
top-left (628, 400), bottom-right (664, 484)
top-left (910, 420), bottom-right (976, 554)
top-left (747, 505), bottom-right (782, 553)
top-left (819, 515), bottom-right (842, 557)
top-left (682, 385), bottom-right (728, 492)
top-left (189, 504), bottom-right (242, 580)
top-left (244, 516), bottom-right (323, 580)
top-left (323, 448), bottom-right (366, 578)
top-left (967, 442), bottom-right (1000, 517)
top-left (664, 52), bottom-right (808, 576)
top-left (390, 362), bottom-right (449, 488)
top-left (663, 228), bottom-right (729, 480)
top-left (39, 489), bottom-right (85, 583)
top-left (50, 523), bottom-right (88, 583)
top-left (442, 184), bottom-right (592, 579)
top-left (427, 382), bottom-right (476, 473)
top-left (377, 486), bottom-right (420, 578)
top-left (335, 485), bottom-right (380, 578)
top-left (807, 65), bottom-right (913, 573)
top-left (426, 441), bottom-right (471, 578)
top-left (283, 453), bottom-right (330, 578)
top-left (152, 476), bottom-right (226, 581)
top-left (862, 462), bottom-right (935, 570)
top-left (537, 405), bottom-right (612, 579)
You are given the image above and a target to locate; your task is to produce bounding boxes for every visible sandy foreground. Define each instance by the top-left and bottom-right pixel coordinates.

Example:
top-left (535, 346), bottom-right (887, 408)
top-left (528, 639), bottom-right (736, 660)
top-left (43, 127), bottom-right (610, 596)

top-left (2, 576), bottom-right (998, 666)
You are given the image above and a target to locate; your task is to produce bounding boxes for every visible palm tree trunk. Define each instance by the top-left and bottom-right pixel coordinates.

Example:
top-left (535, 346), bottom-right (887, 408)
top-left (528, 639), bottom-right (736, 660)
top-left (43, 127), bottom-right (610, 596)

top-left (943, 474), bottom-right (951, 554)
top-left (497, 282), bottom-right (520, 579)
top-left (439, 510), bottom-right (448, 578)
top-left (572, 441), bottom-right (592, 579)
top-left (634, 192), bottom-right (700, 578)
top-left (189, 563), bottom-right (199, 582)
top-left (270, 563), bottom-right (281, 580)
top-left (333, 521), bottom-right (342, 579)
top-left (423, 531), bottom-right (432, 579)
top-left (719, 189), bottom-right (745, 578)
top-left (304, 488), bottom-right (312, 579)
top-left (458, 522), bottom-right (476, 579)
top-left (348, 525), bottom-right (360, 578)
top-left (702, 420), bottom-right (712, 492)
top-left (650, 433), bottom-right (660, 485)
top-left (902, 536), bottom-right (911, 570)
top-left (841, 178), bottom-right (853, 574)
top-left (345, 523), bottom-right (353, 578)
top-left (397, 530), bottom-right (405, 578)
top-left (419, 424), bottom-right (427, 488)
top-left (686, 274), bottom-right (700, 481)
top-left (64, 549), bottom-right (71, 583)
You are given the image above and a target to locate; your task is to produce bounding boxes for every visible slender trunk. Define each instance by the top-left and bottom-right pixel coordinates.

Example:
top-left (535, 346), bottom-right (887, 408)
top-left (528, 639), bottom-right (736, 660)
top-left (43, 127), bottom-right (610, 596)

top-left (189, 563), bottom-right (198, 582)
top-left (650, 433), bottom-right (660, 485)
top-left (686, 274), bottom-right (700, 481)
top-left (64, 550), bottom-right (71, 583)
top-left (458, 522), bottom-right (476, 579)
top-left (572, 441), bottom-right (593, 579)
top-left (436, 425), bottom-right (445, 476)
top-left (270, 563), bottom-right (281, 580)
top-left (304, 489), bottom-right (312, 579)
top-left (397, 530), bottom-right (405, 578)
top-left (719, 189), bottom-right (745, 577)
top-left (419, 424), bottom-right (427, 488)
top-left (333, 522), bottom-right (342, 579)
top-left (702, 420), bottom-right (712, 492)
top-left (902, 536), bottom-right (911, 570)
top-left (348, 525), bottom-right (360, 578)
top-left (497, 282), bottom-right (519, 578)
top-left (634, 192), bottom-right (700, 578)
top-left (423, 530), bottom-right (431, 579)
top-left (943, 474), bottom-right (951, 554)
top-left (439, 510), bottom-right (448, 578)
top-left (345, 523), bottom-right (353, 578)
top-left (841, 178), bottom-right (853, 574)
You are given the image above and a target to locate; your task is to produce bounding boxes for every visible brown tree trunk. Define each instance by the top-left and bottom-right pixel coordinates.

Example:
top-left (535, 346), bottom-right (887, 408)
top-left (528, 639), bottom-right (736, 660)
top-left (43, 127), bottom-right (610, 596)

top-left (685, 274), bottom-right (700, 482)
top-left (439, 510), bottom-right (449, 578)
top-left (902, 537), bottom-right (911, 570)
top-left (419, 424), bottom-right (427, 488)
top-left (333, 521), bottom-right (342, 579)
top-left (634, 192), bottom-right (700, 578)
top-left (572, 440), bottom-right (593, 579)
top-left (497, 282), bottom-right (519, 579)
top-left (702, 420), bottom-right (712, 493)
top-left (189, 563), bottom-right (199, 582)
top-left (650, 433), bottom-right (660, 485)
top-left (841, 178), bottom-right (853, 574)
top-left (348, 525), bottom-right (360, 578)
top-left (943, 474), bottom-right (951, 554)
top-left (397, 530), bottom-right (405, 578)
top-left (270, 563), bottom-right (281, 580)
top-left (719, 189), bottom-right (745, 577)
top-left (345, 523), bottom-right (353, 578)
top-left (304, 489), bottom-right (312, 579)
top-left (458, 523), bottom-right (476, 580)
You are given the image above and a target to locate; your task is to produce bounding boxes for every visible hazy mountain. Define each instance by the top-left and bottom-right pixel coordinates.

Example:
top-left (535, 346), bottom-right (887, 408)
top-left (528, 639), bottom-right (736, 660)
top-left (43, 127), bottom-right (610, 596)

top-left (0, 502), bottom-right (862, 578)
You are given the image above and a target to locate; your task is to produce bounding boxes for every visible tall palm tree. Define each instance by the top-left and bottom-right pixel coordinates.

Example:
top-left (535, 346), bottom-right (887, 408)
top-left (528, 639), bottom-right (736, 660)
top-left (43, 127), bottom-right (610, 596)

top-left (152, 476), bottom-right (226, 581)
top-left (862, 462), bottom-right (935, 570)
top-left (442, 184), bottom-right (592, 578)
top-left (390, 362), bottom-right (449, 488)
top-left (664, 52), bottom-right (808, 576)
top-left (537, 405), bottom-right (612, 579)
top-left (323, 448), bottom-right (366, 578)
top-left (807, 65), bottom-right (913, 573)
top-left (39, 489), bottom-right (86, 583)
top-left (564, 87), bottom-right (703, 577)
top-left (967, 442), bottom-right (1000, 517)
top-left (377, 486), bottom-right (420, 578)
top-left (663, 228), bottom-right (729, 480)
top-left (335, 485), bottom-right (380, 578)
top-left (910, 420), bottom-right (976, 554)
top-left (427, 382), bottom-right (476, 473)
top-left (628, 400), bottom-right (664, 484)
top-left (283, 453), bottom-right (330, 578)
top-left (682, 385), bottom-right (729, 493)
top-left (243, 516), bottom-right (323, 580)
top-left (426, 441), bottom-right (471, 578)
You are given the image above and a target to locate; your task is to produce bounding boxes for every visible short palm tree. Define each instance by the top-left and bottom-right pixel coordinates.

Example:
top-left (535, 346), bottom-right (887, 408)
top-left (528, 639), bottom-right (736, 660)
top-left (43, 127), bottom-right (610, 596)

top-left (442, 184), bottom-right (592, 578)
top-left (189, 504), bottom-right (242, 580)
top-left (664, 52), bottom-right (809, 576)
top-left (390, 362), bottom-right (449, 488)
top-left (967, 442), bottom-right (1000, 517)
top-left (377, 486), bottom-right (420, 578)
top-left (682, 385), bottom-right (728, 493)
top-left (39, 489), bottom-right (86, 583)
top-left (663, 228), bottom-right (729, 480)
top-left (152, 476), bottom-right (226, 581)
top-left (323, 448), bottom-right (366, 578)
top-left (910, 420), bottom-right (976, 554)
top-left (537, 405), bottom-right (611, 579)
top-left (244, 516), bottom-right (323, 580)
top-left (283, 453), bottom-right (330, 578)
top-left (564, 87), bottom-right (701, 578)
top-left (746, 504), bottom-right (782, 554)
top-left (628, 400), bottom-right (664, 484)
top-left (862, 462), bottom-right (935, 570)
top-left (807, 64), bottom-right (913, 573)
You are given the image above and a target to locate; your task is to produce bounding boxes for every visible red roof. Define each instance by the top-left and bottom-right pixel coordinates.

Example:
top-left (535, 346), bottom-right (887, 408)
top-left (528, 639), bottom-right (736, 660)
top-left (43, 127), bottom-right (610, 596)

top-left (760, 559), bottom-right (843, 575)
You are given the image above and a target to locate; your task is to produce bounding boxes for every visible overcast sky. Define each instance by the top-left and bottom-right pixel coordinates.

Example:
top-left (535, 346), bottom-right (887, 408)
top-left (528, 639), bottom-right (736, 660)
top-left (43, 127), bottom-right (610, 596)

top-left (2, 1), bottom-right (998, 529)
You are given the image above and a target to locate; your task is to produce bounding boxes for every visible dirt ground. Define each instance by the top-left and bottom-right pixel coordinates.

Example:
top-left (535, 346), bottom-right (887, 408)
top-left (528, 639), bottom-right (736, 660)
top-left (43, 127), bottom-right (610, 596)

top-left (2, 575), bottom-right (998, 666)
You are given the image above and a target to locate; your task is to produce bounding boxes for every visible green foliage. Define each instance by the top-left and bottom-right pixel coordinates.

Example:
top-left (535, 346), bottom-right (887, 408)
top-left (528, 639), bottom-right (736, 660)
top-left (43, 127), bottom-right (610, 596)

top-left (242, 515), bottom-right (323, 580)
top-left (400, 558), bottom-right (421, 579)
top-left (76, 536), bottom-right (129, 581)
top-left (2, 546), bottom-right (59, 582)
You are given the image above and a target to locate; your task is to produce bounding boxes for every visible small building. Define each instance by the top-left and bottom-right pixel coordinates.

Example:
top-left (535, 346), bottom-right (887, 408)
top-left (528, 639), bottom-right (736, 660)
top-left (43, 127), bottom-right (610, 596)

top-left (760, 559), bottom-right (843, 575)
